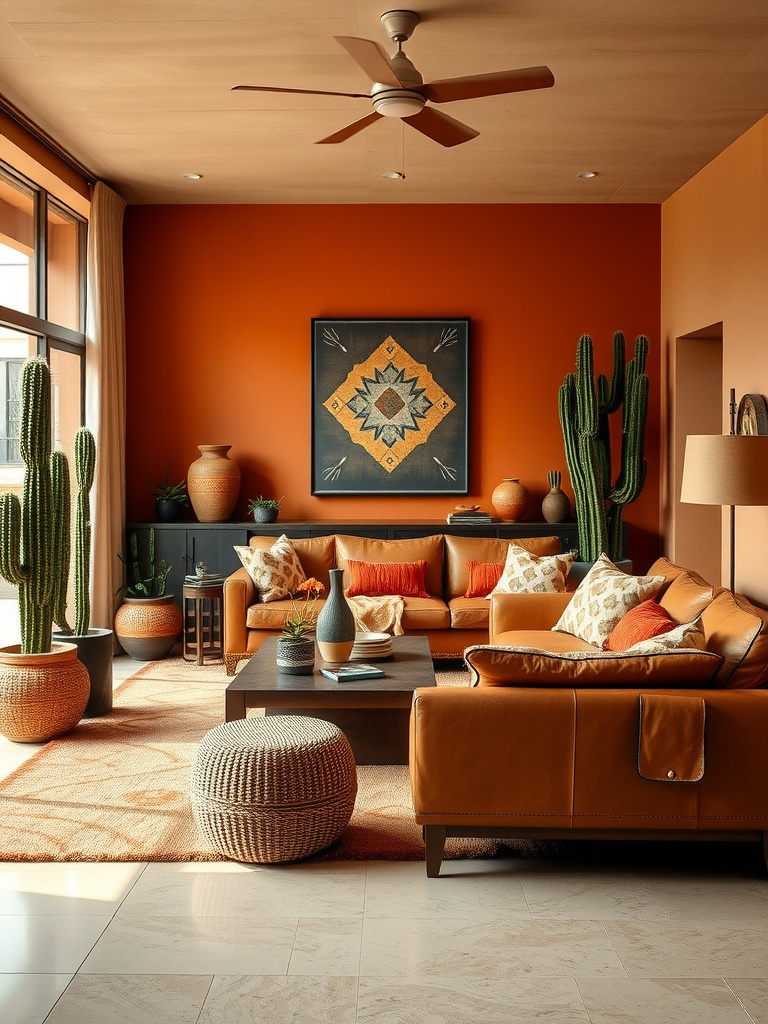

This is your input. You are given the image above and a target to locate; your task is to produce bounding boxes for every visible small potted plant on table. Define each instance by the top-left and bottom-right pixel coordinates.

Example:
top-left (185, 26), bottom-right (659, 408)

top-left (248, 495), bottom-right (283, 524)
top-left (149, 467), bottom-right (188, 522)
top-left (276, 578), bottom-right (325, 675)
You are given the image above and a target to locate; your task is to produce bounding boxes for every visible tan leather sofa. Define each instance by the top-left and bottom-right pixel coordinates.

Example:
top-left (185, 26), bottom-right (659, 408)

top-left (223, 532), bottom-right (561, 674)
top-left (409, 557), bottom-right (768, 876)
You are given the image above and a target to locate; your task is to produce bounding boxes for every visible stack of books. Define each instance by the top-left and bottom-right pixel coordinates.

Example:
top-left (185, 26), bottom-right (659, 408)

top-left (184, 573), bottom-right (225, 586)
top-left (445, 509), bottom-right (497, 525)
top-left (320, 664), bottom-right (385, 682)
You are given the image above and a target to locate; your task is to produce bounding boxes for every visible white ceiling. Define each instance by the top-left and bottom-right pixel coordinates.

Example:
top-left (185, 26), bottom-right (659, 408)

top-left (0, 0), bottom-right (767, 205)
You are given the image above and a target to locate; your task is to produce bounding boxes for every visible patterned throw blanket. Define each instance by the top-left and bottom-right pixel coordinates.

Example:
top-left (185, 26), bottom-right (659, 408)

top-left (347, 595), bottom-right (405, 635)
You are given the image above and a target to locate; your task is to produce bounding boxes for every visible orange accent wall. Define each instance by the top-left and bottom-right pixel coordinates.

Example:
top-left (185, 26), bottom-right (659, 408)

top-left (124, 203), bottom-right (661, 569)
top-left (662, 114), bottom-right (768, 602)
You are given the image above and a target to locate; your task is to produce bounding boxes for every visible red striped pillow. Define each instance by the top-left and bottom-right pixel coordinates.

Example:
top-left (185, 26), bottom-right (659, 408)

top-left (464, 560), bottom-right (504, 598)
top-left (604, 599), bottom-right (677, 652)
top-left (346, 559), bottom-right (430, 598)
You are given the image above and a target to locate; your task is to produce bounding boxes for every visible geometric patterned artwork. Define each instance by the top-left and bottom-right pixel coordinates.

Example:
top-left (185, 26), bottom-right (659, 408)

top-left (312, 319), bottom-right (469, 495)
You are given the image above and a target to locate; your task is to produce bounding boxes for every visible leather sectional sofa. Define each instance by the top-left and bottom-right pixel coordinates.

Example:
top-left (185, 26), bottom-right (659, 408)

top-left (409, 557), bottom-right (768, 876)
top-left (223, 532), bottom-right (562, 674)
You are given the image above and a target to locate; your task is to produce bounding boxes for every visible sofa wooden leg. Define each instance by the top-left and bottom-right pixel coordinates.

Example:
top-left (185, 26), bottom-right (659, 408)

top-left (424, 825), bottom-right (446, 877)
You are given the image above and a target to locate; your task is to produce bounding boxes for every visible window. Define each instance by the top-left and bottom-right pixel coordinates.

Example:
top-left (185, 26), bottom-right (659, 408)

top-left (0, 161), bottom-right (86, 487)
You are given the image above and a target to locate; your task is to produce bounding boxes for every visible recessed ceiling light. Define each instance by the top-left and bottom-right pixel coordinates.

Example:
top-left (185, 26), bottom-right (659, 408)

top-left (382, 171), bottom-right (405, 179)
top-left (578, 171), bottom-right (597, 179)
top-left (182, 172), bottom-right (203, 180)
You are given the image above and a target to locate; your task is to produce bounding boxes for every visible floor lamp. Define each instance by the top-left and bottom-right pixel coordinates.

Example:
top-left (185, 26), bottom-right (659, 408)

top-left (679, 433), bottom-right (768, 592)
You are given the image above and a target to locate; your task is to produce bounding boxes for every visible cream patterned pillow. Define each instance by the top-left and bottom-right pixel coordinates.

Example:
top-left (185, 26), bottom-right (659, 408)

top-left (553, 553), bottom-right (665, 647)
top-left (234, 535), bottom-right (306, 603)
top-left (625, 618), bottom-right (706, 654)
top-left (490, 544), bottom-right (576, 597)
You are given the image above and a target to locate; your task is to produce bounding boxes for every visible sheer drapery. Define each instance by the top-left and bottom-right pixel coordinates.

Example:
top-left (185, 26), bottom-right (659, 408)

top-left (85, 181), bottom-right (126, 632)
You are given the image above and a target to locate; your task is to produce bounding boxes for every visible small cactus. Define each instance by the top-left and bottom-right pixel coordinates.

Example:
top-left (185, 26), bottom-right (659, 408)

top-left (558, 333), bottom-right (649, 562)
top-left (547, 470), bottom-right (562, 490)
top-left (118, 528), bottom-right (172, 598)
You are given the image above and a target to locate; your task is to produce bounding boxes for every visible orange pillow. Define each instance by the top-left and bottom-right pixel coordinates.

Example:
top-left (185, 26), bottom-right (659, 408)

top-left (604, 599), bottom-right (677, 652)
top-left (346, 559), bottom-right (429, 598)
top-left (464, 560), bottom-right (504, 598)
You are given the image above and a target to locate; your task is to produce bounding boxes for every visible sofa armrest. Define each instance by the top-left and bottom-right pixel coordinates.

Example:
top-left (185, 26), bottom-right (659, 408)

top-left (489, 592), bottom-right (573, 639)
top-left (224, 567), bottom-right (255, 656)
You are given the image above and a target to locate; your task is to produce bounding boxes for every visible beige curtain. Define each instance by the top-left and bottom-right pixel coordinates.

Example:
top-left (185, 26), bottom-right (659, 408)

top-left (85, 181), bottom-right (126, 632)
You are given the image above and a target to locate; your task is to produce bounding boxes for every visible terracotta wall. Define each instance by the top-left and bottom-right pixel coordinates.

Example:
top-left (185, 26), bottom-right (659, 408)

top-left (662, 115), bottom-right (768, 601)
top-left (123, 203), bottom-right (662, 569)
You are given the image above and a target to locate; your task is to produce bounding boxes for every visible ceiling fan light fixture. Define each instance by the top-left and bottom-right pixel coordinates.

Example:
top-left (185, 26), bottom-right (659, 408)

top-left (372, 89), bottom-right (425, 117)
top-left (578, 170), bottom-right (597, 179)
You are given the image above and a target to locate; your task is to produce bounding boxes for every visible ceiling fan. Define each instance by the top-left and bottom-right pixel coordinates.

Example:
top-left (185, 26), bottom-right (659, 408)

top-left (232, 9), bottom-right (555, 148)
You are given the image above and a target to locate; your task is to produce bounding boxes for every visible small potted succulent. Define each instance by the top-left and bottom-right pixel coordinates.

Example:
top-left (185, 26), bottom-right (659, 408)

top-left (148, 467), bottom-right (188, 522)
top-left (114, 528), bottom-right (182, 660)
top-left (247, 495), bottom-right (283, 524)
top-left (276, 577), bottom-right (325, 675)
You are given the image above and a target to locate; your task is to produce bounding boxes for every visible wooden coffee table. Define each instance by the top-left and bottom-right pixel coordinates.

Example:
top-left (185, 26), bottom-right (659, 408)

top-left (224, 634), bottom-right (436, 764)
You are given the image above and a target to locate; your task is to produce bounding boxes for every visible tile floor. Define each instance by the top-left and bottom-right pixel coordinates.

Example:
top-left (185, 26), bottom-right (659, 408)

top-left (2, 604), bottom-right (768, 1023)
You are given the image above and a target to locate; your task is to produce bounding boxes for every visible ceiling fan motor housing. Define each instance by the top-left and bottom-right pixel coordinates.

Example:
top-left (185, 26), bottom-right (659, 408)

top-left (371, 49), bottom-right (425, 117)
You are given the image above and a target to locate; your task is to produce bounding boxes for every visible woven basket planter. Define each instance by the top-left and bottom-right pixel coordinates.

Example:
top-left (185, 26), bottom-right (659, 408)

top-left (191, 716), bottom-right (357, 863)
top-left (0, 642), bottom-right (90, 743)
top-left (114, 595), bottom-right (182, 660)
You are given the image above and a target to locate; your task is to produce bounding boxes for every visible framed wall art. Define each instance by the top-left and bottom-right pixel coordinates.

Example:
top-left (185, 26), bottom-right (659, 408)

top-left (311, 317), bottom-right (470, 495)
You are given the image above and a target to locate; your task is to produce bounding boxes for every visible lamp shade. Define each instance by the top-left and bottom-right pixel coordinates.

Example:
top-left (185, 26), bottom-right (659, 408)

top-left (680, 434), bottom-right (768, 506)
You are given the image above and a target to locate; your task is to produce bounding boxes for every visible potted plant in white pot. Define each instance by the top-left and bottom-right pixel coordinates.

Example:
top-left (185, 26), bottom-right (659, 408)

top-left (0, 357), bottom-right (90, 742)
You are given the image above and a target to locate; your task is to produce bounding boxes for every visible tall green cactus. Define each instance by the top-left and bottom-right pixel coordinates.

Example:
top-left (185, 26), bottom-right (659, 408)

top-left (0, 357), bottom-right (97, 653)
top-left (558, 333), bottom-right (649, 563)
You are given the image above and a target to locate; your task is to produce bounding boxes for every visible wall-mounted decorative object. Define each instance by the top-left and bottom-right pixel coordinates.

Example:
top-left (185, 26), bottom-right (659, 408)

top-left (736, 394), bottom-right (768, 435)
top-left (312, 318), bottom-right (469, 495)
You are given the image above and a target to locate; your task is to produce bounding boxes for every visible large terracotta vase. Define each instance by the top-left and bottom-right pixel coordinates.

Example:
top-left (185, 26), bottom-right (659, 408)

top-left (316, 569), bottom-right (355, 663)
top-left (0, 642), bottom-right (89, 743)
top-left (187, 445), bottom-right (241, 522)
top-left (491, 478), bottom-right (530, 522)
top-left (114, 595), bottom-right (183, 661)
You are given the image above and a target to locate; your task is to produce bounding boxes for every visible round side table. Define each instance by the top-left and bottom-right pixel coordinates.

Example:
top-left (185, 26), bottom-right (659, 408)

top-left (183, 583), bottom-right (224, 665)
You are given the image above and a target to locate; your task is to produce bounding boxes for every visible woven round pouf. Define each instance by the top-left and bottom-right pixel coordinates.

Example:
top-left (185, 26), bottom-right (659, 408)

top-left (191, 716), bottom-right (357, 863)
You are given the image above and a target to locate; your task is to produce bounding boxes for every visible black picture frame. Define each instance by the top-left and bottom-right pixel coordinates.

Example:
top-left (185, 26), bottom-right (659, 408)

top-left (311, 317), bottom-right (470, 495)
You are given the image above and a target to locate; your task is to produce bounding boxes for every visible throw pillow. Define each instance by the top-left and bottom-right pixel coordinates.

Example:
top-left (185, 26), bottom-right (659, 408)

top-left (490, 545), bottom-right (576, 597)
top-left (552, 553), bottom-right (665, 648)
top-left (625, 618), bottom-right (706, 654)
top-left (233, 535), bottom-right (306, 602)
top-left (346, 559), bottom-right (429, 598)
top-left (464, 560), bottom-right (504, 598)
top-left (603, 599), bottom-right (677, 652)
top-left (463, 643), bottom-right (723, 688)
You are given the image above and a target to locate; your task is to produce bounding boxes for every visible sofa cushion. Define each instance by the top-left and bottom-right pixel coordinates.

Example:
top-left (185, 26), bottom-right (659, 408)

top-left (246, 534), bottom-right (335, 590)
top-left (400, 596), bottom-right (452, 631)
top-left (646, 556), bottom-right (712, 602)
top-left (234, 535), bottom-right (306, 602)
top-left (491, 545), bottom-right (575, 596)
top-left (604, 599), bottom-right (677, 651)
top-left (449, 597), bottom-right (493, 630)
top-left (464, 643), bottom-right (724, 688)
top-left (444, 534), bottom-right (561, 599)
top-left (335, 534), bottom-right (444, 597)
top-left (553, 554), bottom-right (665, 648)
top-left (624, 618), bottom-right (706, 654)
top-left (346, 559), bottom-right (429, 598)
top-left (700, 590), bottom-right (768, 688)
top-left (658, 570), bottom-right (715, 623)
top-left (464, 560), bottom-right (504, 598)
top-left (492, 628), bottom-right (597, 653)
top-left (246, 597), bottom-right (316, 630)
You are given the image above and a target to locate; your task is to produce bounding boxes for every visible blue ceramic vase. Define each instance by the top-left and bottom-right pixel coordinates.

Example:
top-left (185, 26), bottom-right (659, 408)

top-left (316, 568), bottom-right (355, 663)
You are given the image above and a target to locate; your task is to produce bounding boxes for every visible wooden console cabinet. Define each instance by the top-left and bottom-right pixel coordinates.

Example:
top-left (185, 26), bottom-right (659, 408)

top-left (126, 520), bottom-right (580, 607)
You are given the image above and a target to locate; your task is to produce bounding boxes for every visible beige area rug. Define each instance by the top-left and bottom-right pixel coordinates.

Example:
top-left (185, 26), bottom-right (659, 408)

top-left (0, 656), bottom-right (510, 864)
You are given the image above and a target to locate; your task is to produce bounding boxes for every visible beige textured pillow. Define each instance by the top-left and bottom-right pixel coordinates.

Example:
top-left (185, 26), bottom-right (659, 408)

top-left (489, 545), bottom-right (575, 597)
top-left (625, 618), bottom-right (706, 654)
top-left (234, 534), bottom-right (306, 602)
top-left (553, 553), bottom-right (664, 647)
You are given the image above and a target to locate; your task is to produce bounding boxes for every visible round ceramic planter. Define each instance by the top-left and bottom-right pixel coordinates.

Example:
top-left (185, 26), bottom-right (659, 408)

top-left (276, 637), bottom-right (315, 675)
top-left (0, 642), bottom-right (90, 743)
top-left (251, 507), bottom-right (279, 524)
top-left (541, 486), bottom-right (570, 524)
top-left (491, 478), bottom-right (530, 521)
top-left (53, 627), bottom-right (114, 717)
top-left (114, 595), bottom-right (183, 661)
top-left (187, 444), bottom-right (241, 523)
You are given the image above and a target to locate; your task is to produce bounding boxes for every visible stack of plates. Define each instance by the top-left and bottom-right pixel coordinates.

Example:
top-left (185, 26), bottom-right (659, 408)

top-left (349, 631), bottom-right (394, 661)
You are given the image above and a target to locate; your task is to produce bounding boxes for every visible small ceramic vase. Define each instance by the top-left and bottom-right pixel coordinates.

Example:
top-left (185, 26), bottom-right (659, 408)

top-left (491, 478), bottom-right (530, 522)
top-left (316, 569), bottom-right (355, 662)
top-left (541, 485), bottom-right (570, 524)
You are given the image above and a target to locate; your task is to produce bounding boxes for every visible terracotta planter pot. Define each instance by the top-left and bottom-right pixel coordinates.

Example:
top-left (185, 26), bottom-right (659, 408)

top-left (491, 478), bottom-right (530, 521)
top-left (114, 595), bottom-right (183, 661)
top-left (0, 642), bottom-right (89, 743)
top-left (187, 444), bottom-right (241, 522)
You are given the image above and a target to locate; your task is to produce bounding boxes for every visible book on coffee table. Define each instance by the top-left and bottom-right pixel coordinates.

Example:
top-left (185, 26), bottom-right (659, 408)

top-left (320, 664), bottom-right (386, 682)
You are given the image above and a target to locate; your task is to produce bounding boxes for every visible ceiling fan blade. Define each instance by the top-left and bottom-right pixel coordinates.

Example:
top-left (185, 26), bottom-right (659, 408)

top-left (404, 107), bottom-right (479, 147)
top-left (422, 66), bottom-right (555, 104)
top-left (315, 111), bottom-right (383, 145)
top-left (232, 84), bottom-right (370, 99)
top-left (334, 36), bottom-right (403, 88)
